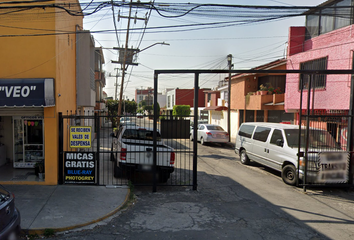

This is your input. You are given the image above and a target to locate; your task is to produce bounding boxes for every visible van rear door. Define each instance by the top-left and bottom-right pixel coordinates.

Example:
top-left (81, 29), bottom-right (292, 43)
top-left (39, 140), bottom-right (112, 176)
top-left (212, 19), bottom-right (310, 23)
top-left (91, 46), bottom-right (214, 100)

top-left (236, 124), bottom-right (255, 156)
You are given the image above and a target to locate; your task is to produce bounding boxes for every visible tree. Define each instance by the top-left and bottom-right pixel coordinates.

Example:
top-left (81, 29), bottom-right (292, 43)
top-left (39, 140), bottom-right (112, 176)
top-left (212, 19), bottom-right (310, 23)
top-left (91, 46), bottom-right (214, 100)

top-left (139, 100), bottom-right (147, 108)
top-left (143, 105), bottom-right (153, 116)
top-left (124, 100), bottom-right (137, 114)
top-left (106, 99), bottom-right (137, 127)
top-left (152, 102), bottom-right (160, 116)
top-left (106, 99), bottom-right (119, 127)
top-left (173, 105), bottom-right (190, 119)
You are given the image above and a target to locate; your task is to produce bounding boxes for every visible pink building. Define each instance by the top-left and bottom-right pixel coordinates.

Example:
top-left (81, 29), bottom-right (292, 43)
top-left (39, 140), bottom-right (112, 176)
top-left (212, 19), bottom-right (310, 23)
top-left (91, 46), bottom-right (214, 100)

top-left (286, 0), bottom-right (353, 115)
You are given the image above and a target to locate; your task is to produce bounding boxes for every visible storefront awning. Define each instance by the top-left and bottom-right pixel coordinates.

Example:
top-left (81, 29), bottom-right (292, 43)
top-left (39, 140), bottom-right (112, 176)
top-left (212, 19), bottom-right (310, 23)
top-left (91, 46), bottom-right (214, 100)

top-left (204, 106), bottom-right (228, 111)
top-left (0, 78), bottom-right (55, 107)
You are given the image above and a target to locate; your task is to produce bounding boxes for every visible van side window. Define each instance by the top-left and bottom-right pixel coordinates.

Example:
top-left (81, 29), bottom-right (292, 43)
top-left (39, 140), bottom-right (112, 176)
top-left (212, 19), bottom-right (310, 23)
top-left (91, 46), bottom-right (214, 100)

top-left (253, 127), bottom-right (271, 142)
top-left (270, 129), bottom-right (284, 147)
top-left (238, 125), bottom-right (255, 138)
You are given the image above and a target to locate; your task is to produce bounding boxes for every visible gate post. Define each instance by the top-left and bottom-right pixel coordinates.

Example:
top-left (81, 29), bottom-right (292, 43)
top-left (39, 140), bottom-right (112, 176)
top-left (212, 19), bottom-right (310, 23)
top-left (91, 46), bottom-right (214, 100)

top-left (153, 72), bottom-right (158, 192)
top-left (95, 112), bottom-right (100, 185)
top-left (193, 73), bottom-right (199, 191)
top-left (347, 75), bottom-right (354, 185)
top-left (58, 112), bottom-right (64, 184)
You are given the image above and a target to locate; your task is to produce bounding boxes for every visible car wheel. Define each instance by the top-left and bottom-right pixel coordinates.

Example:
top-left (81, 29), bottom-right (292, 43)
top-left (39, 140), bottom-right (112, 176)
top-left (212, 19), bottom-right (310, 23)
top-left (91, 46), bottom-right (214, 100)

top-left (158, 171), bottom-right (170, 183)
top-left (201, 137), bottom-right (205, 145)
top-left (282, 164), bottom-right (297, 186)
top-left (7, 229), bottom-right (20, 240)
top-left (114, 161), bottom-right (122, 178)
top-left (240, 150), bottom-right (250, 165)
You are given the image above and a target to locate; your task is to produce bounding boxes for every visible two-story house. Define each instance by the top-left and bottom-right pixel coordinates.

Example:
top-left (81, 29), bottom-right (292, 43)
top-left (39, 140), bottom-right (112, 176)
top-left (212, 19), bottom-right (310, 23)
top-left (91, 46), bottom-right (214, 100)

top-left (0, 0), bottom-right (99, 185)
top-left (286, 0), bottom-right (353, 144)
top-left (230, 58), bottom-right (294, 132)
top-left (166, 88), bottom-right (208, 118)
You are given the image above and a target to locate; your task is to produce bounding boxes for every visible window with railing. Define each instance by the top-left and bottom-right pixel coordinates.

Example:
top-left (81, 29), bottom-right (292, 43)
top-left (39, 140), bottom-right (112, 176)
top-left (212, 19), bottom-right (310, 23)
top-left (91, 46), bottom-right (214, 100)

top-left (299, 57), bottom-right (328, 90)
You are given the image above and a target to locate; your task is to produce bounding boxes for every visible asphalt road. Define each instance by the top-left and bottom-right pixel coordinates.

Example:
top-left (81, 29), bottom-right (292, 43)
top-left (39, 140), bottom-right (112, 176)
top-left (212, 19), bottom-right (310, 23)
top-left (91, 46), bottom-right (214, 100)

top-left (41, 142), bottom-right (354, 240)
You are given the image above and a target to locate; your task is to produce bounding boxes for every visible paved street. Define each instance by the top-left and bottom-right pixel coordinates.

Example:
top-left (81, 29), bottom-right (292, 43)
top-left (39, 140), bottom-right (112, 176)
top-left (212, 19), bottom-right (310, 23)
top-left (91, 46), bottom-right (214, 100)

top-left (43, 142), bottom-right (354, 240)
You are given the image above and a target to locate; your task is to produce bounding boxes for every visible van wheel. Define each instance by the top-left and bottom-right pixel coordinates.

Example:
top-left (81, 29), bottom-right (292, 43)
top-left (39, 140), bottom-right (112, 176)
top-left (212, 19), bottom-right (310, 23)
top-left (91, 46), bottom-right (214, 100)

top-left (282, 165), bottom-right (297, 186)
top-left (240, 150), bottom-right (250, 165)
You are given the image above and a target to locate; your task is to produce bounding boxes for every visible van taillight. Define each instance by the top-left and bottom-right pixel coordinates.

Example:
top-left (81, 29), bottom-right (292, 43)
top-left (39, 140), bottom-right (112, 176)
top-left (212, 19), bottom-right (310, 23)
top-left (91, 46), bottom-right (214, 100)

top-left (170, 152), bottom-right (175, 165)
top-left (120, 148), bottom-right (127, 160)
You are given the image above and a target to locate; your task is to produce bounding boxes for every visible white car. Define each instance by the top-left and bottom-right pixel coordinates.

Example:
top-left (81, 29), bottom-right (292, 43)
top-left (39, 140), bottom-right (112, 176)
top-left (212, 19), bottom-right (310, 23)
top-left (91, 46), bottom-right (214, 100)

top-left (190, 124), bottom-right (229, 146)
top-left (136, 113), bottom-right (143, 118)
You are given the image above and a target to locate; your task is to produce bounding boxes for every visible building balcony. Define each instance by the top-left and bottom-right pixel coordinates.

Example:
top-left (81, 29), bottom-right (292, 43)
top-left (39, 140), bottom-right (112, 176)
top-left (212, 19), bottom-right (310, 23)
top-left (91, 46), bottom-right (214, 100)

top-left (245, 93), bottom-right (284, 110)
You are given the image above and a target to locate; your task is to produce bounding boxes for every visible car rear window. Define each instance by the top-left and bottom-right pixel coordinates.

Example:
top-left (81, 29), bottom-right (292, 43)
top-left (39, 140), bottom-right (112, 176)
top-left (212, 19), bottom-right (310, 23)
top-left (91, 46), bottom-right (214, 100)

top-left (122, 129), bottom-right (161, 141)
top-left (206, 125), bottom-right (224, 131)
top-left (238, 125), bottom-right (255, 138)
top-left (253, 127), bottom-right (271, 142)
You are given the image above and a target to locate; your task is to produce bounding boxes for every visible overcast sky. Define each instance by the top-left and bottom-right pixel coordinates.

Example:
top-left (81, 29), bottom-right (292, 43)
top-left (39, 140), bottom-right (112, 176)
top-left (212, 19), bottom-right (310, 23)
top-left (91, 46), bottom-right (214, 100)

top-left (81, 0), bottom-right (325, 100)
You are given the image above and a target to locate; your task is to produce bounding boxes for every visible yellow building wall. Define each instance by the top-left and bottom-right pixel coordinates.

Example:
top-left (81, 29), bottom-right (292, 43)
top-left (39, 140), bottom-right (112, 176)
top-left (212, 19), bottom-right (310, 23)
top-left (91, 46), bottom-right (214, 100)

top-left (0, 0), bottom-right (83, 185)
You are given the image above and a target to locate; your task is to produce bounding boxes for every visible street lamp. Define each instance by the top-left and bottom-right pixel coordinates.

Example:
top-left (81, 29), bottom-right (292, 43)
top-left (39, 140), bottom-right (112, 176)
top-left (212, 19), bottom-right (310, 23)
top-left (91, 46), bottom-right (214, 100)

top-left (114, 42), bottom-right (170, 120)
top-left (227, 54), bottom-right (233, 142)
top-left (138, 42), bottom-right (170, 53)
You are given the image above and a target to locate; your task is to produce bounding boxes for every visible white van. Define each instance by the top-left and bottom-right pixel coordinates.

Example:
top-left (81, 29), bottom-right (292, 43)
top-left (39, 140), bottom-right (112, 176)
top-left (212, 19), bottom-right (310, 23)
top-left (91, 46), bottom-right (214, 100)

top-left (235, 122), bottom-right (341, 185)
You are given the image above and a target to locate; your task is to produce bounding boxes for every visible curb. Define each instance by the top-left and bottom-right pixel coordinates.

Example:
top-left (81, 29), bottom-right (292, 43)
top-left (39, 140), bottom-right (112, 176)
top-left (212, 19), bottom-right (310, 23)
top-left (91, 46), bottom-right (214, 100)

top-left (23, 188), bottom-right (131, 236)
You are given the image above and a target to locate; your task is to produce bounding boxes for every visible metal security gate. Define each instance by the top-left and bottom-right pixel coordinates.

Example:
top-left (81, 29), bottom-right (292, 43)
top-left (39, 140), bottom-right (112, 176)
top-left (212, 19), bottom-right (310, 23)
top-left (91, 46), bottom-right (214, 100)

top-left (154, 69), bottom-right (354, 191)
top-left (58, 110), bottom-right (196, 190)
top-left (298, 73), bottom-right (354, 189)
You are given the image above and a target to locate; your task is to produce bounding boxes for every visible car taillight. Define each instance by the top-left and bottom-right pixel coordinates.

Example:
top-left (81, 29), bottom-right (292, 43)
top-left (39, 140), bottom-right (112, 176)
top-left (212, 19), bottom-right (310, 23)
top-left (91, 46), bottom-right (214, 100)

top-left (225, 133), bottom-right (229, 136)
top-left (206, 132), bottom-right (212, 135)
top-left (299, 158), bottom-right (306, 167)
top-left (120, 148), bottom-right (127, 160)
top-left (170, 152), bottom-right (175, 165)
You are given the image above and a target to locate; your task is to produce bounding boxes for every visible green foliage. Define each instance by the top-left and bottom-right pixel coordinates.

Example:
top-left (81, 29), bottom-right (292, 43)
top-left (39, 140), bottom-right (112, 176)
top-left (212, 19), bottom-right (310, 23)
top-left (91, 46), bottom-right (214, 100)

top-left (28, 233), bottom-right (39, 240)
top-left (152, 102), bottom-right (160, 117)
top-left (107, 99), bottom-right (137, 127)
top-left (124, 100), bottom-right (137, 114)
top-left (173, 105), bottom-right (190, 119)
top-left (138, 100), bottom-right (147, 108)
top-left (106, 99), bottom-right (119, 127)
top-left (143, 105), bottom-right (153, 115)
top-left (43, 228), bottom-right (55, 237)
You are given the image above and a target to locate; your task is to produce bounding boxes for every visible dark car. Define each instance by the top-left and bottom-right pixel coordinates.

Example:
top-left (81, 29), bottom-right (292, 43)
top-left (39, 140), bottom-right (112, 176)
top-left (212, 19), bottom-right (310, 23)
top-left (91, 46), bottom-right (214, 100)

top-left (0, 185), bottom-right (21, 240)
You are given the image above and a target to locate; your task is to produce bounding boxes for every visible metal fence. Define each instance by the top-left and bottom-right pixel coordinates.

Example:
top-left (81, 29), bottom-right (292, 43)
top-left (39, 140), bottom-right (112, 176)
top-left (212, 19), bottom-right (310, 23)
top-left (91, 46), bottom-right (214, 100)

top-left (298, 74), bottom-right (354, 189)
top-left (58, 111), bottom-right (197, 190)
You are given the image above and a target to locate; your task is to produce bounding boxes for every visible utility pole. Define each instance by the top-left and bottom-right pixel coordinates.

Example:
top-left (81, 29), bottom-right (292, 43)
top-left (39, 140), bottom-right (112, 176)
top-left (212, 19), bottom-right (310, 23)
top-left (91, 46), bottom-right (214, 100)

top-left (111, 0), bottom-right (145, 119)
top-left (112, 68), bottom-right (120, 100)
top-left (227, 54), bottom-right (233, 142)
top-left (118, 0), bottom-right (133, 118)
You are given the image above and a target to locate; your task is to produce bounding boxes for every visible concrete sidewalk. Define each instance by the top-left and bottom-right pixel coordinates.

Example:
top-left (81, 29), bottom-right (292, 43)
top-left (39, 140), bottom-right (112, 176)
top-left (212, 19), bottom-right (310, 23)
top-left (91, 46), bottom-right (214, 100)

top-left (6, 185), bottom-right (129, 234)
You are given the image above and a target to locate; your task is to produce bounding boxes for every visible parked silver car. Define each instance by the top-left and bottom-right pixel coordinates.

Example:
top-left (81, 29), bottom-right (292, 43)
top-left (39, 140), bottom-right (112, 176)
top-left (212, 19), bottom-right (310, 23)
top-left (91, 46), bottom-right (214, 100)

top-left (0, 185), bottom-right (21, 240)
top-left (190, 124), bottom-right (229, 145)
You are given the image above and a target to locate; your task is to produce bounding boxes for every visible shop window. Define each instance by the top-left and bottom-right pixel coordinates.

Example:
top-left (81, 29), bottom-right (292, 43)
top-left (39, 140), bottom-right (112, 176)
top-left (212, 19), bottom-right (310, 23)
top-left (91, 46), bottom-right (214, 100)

top-left (13, 118), bottom-right (44, 168)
